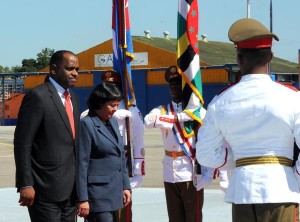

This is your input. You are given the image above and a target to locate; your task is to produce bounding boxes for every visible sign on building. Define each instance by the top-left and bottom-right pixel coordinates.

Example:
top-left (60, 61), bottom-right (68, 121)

top-left (94, 52), bottom-right (148, 67)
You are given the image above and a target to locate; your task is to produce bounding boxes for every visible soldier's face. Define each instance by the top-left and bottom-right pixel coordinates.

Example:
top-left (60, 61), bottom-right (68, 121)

top-left (169, 79), bottom-right (182, 101)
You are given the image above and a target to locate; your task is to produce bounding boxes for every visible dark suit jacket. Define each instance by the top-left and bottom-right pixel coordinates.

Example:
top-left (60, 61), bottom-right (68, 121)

top-left (76, 114), bottom-right (131, 212)
top-left (14, 81), bottom-right (80, 202)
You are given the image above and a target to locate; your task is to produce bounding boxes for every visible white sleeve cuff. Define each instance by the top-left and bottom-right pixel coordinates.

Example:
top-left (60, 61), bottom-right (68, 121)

top-left (133, 159), bottom-right (145, 175)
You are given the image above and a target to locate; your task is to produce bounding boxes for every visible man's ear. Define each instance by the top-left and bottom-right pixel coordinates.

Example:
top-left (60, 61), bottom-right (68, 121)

top-left (267, 52), bottom-right (273, 63)
top-left (50, 64), bottom-right (57, 75)
top-left (237, 54), bottom-right (244, 65)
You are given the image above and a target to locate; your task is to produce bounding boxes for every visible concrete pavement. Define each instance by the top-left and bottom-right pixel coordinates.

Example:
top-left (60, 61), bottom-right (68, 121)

top-left (0, 126), bottom-right (231, 221)
top-left (0, 188), bottom-right (232, 222)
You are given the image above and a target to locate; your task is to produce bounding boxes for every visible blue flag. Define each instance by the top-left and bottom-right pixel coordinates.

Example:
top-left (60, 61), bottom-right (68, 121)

top-left (112, 0), bottom-right (135, 106)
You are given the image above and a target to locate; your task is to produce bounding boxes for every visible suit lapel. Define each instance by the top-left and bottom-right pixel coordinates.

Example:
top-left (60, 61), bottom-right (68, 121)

top-left (47, 82), bottom-right (74, 140)
top-left (109, 118), bottom-right (123, 148)
top-left (90, 116), bottom-right (120, 149)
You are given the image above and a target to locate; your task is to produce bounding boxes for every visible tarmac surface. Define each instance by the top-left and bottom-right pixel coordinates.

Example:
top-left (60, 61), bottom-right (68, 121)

top-left (0, 126), bottom-right (232, 222)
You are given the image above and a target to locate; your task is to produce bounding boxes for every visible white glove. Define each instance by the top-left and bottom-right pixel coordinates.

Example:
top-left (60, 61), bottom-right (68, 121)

top-left (130, 175), bottom-right (143, 190)
top-left (177, 112), bottom-right (193, 122)
top-left (219, 180), bottom-right (229, 193)
top-left (113, 109), bottom-right (132, 121)
top-left (194, 174), bottom-right (213, 191)
top-left (218, 170), bottom-right (230, 192)
top-left (80, 109), bottom-right (89, 119)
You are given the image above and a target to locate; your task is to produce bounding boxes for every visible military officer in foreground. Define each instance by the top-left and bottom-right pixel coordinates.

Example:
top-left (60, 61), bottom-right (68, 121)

top-left (196, 18), bottom-right (300, 222)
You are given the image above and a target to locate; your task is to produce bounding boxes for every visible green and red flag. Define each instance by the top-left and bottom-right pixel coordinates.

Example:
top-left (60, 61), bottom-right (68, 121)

top-left (177, 0), bottom-right (204, 138)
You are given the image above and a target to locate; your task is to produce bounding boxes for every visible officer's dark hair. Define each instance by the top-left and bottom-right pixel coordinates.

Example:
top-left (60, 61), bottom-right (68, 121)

top-left (87, 83), bottom-right (123, 110)
top-left (237, 48), bottom-right (272, 74)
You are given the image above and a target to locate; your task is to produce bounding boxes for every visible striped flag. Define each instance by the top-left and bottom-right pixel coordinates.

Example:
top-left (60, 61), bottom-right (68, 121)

top-left (177, 0), bottom-right (204, 138)
top-left (112, 0), bottom-right (136, 105)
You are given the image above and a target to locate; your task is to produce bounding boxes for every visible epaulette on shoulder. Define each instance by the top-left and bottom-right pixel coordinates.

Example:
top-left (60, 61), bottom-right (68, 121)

top-left (275, 81), bottom-right (298, 92)
top-left (217, 82), bottom-right (238, 96)
top-left (161, 105), bottom-right (167, 115)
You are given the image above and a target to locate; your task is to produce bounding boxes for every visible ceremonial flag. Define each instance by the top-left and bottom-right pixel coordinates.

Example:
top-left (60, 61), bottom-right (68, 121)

top-left (112, 0), bottom-right (135, 106)
top-left (177, 0), bottom-right (204, 138)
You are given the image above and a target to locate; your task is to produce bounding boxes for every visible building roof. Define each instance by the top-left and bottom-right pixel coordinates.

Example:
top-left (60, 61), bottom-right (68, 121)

top-left (132, 36), bottom-right (298, 73)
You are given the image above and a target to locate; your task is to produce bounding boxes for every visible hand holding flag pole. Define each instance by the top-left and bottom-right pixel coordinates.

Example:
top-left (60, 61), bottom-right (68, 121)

top-left (177, 0), bottom-right (203, 174)
top-left (121, 0), bottom-right (133, 177)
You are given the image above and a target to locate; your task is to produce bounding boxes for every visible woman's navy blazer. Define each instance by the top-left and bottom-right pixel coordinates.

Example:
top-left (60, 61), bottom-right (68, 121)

top-left (76, 114), bottom-right (131, 212)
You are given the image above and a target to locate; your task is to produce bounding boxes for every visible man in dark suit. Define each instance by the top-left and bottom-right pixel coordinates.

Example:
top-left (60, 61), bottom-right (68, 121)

top-left (14, 50), bottom-right (80, 222)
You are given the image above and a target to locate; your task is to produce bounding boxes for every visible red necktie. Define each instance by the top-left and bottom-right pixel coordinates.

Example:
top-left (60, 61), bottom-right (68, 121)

top-left (64, 91), bottom-right (75, 139)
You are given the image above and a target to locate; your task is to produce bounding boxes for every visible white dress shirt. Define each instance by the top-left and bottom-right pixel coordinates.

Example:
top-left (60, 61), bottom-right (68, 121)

top-left (49, 77), bottom-right (72, 109)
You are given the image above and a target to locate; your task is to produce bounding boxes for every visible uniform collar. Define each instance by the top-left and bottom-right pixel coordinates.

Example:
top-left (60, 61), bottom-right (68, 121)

top-left (172, 101), bottom-right (182, 107)
top-left (240, 74), bottom-right (272, 82)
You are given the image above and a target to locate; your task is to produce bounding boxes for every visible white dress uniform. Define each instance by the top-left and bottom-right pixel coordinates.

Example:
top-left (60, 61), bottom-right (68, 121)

top-left (196, 74), bottom-right (300, 204)
top-left (144, 101), bottom-right (214, 184)
top-left (114, 100), bottom-right (145, 177)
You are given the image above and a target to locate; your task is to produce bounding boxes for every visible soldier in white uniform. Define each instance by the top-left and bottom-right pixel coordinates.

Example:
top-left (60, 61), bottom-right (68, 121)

top-left (196, 18), bottom-right (300, 222)
top-left (144, 66), bottom-right (214, 222)
top-left (81, 71), bottom-right (144, 222)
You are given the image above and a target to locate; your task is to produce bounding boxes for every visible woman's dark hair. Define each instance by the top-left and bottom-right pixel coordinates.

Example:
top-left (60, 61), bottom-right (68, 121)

top-left (87, 83), bottom-right (123, 110)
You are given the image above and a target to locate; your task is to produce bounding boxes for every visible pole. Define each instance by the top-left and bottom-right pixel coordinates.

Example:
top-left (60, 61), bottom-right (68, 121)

top-left (120, 0), bottom-right (133, 177)
top-left (268, 0), bottom-right (273, 75)
top-left (298, 49), bottom-right (300, 90)
top-left (247, 0), bottom-right (250, 18)
top-left (1, 76), bottom-right (5, 125)
top-left (270, 0), bottom-right (273, 33)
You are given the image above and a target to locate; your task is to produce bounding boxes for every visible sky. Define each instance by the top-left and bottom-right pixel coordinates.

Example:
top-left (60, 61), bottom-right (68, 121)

top-left (1, 0), bottom-right (299, 68)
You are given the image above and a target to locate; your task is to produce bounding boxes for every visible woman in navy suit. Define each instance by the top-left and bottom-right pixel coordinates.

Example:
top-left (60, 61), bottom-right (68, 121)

top-left (76, 83), bottom-right (131, 222)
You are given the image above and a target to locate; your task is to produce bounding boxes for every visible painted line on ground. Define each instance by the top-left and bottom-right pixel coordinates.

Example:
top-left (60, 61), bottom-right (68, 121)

top-left (0, 142), bottom-right (13, 147)
top-left (0, 155), bottom-right (13, 158)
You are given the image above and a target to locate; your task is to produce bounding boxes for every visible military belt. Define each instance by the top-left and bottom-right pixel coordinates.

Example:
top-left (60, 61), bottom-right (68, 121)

top-left (236, 156), bottom-right (292, 167)
top-left (165, 150), bottom-right (186, 158)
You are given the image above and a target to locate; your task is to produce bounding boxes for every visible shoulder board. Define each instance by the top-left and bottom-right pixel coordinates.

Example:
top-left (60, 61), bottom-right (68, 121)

top-left (275, 81), bottom-right (298, 92)
top-left (161, 105), bottom-right (167, 115)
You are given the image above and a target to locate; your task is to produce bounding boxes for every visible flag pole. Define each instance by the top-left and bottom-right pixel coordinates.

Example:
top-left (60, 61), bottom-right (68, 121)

top-left (120, 0), bottom-right (133, 177)
top-left (247, 0), bottom-right (250, 18)
top-left (268, 0), bottom-right (273, 75)
top-left (270, 0), bottom-right (273, 33)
